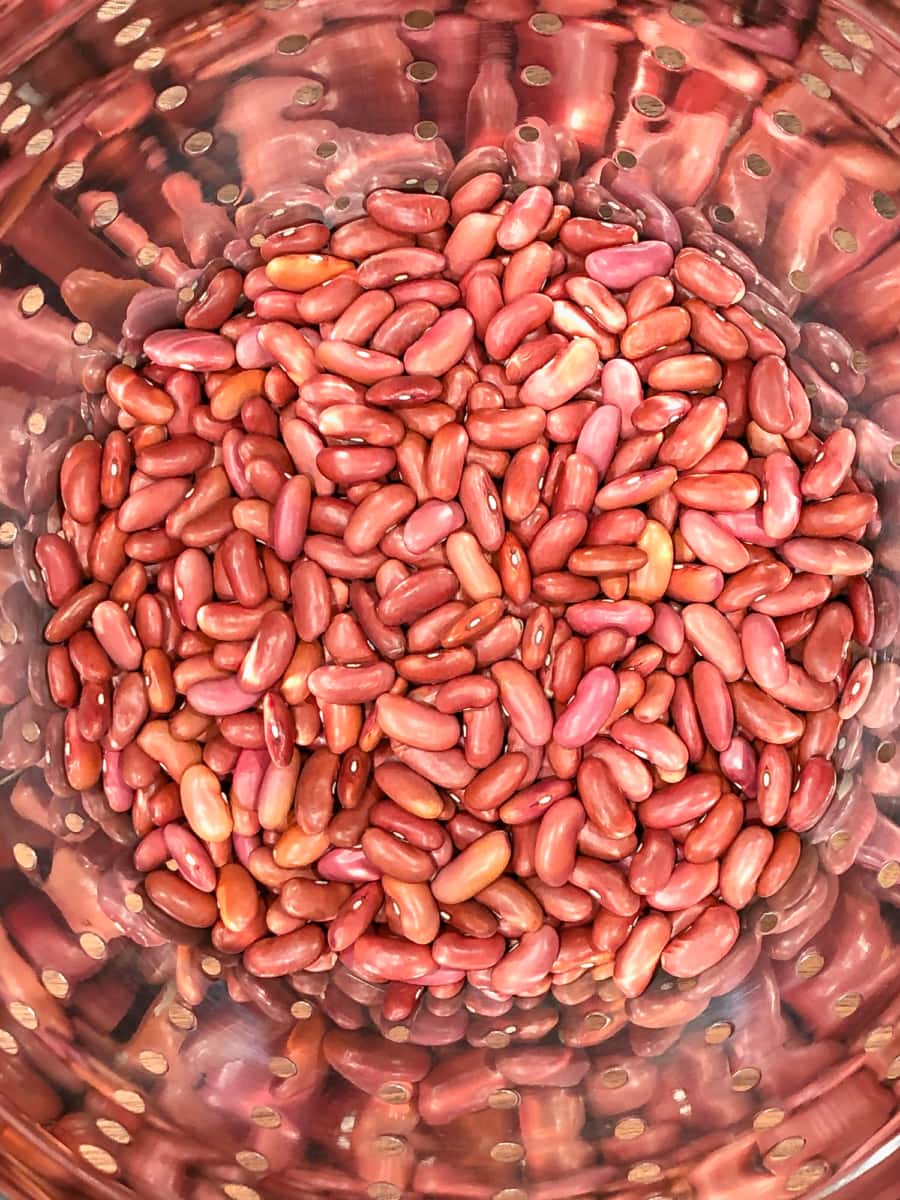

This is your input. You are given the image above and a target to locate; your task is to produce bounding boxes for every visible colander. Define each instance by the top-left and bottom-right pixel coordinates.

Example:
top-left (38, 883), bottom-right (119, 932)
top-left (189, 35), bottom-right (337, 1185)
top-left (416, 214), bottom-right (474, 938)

top-left (0, 1), bottom-right (898, 1198)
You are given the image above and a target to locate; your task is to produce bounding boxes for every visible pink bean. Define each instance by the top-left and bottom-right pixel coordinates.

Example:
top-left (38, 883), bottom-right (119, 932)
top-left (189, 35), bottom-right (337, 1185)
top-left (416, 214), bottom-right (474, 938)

top-left (600, 358), bottom-right (642, 435)
top-left (497, 186), bottom-right (555, 251)
top-left (762, 452), bottom-right (801, 541)
top-left (586, 241), bottom-right (675, 290)
top-left (402, 500), bottom-right (465, 554)
top-left (575, 405), bottom-right (621, 476)
top-left (519, 339), bottom-right (600, 411)
top-left (553, 667), bottom-right (619, 748)
top-left (404, 309), bottom-right (474, 376)
top-left (740, 613), bottom-right (789, 689)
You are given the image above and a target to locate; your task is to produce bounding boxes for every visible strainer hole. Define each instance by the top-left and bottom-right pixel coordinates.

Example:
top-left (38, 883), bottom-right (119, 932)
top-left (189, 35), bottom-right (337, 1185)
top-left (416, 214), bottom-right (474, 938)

top-left (521, 65), bottom-right (552, 87)
top-left (19, 286), bottom-right (45, 317)
top-left (876, 740), bottom-right (896, 762)
top-left (403, 9), bottom-right (435, 30)
top-left (633, 94), bottom-right (666, 118)
top-left (294, 82), bottom-right (324, 107)
top-left (407, 60), bottom-right (437, 83)
top-left (529, 12), bottom-right (562, 34)
top-left (156, 84), bottom-right (187, 110)
top-left (873, 192), bottom-right (898, 220)
top-left (277, 34), bottom-right (308, 54)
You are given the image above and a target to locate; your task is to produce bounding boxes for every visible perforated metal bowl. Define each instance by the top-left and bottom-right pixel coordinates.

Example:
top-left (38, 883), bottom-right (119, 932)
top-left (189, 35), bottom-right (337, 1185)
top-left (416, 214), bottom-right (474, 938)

top-left (0, 2), bottom-right (898, 1199)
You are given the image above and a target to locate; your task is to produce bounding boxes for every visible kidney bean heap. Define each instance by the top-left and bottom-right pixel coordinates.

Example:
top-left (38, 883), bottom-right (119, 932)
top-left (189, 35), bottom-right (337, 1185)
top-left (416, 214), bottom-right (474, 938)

top-left (44, 179), bottom-right (878, 1000)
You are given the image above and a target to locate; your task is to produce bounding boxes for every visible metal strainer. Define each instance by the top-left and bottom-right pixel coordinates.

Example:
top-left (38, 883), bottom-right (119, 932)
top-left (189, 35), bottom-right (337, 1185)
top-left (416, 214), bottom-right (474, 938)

top-left (0, 2), bottom-right (898, 1199)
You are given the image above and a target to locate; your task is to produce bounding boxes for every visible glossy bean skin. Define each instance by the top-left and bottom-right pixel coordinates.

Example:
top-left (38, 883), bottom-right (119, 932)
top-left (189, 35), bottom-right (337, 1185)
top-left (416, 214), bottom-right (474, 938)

top-left (44, 178), bottom-right (880, 1001)
top-left (786, 757), bottom-right (836, 832)
top-left (431, 832), bottom-right (511, 905)
top-left (614, 914), bottom-right (671, 999)
top-left (647, 861), bottom-right (719, 911)
top-left (684, 793), bottom-right (743, 863)
top-left (534, 797), bottom-right (586, 888)
top-left (639, 773), bottom-right (720, 830)
top-left (660, 904), bottom-right (740, 978)
top-left (629, 830), bottom-right (675, 897)
top-left (719, 827), bottom-right (774, 909)
top-left (145, 871), bottom-right (217, 928)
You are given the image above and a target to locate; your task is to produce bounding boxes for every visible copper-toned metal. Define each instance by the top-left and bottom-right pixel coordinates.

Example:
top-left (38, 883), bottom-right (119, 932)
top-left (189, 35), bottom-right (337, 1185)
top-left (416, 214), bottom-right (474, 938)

top-left (0, 2), bottom-right (899, 1198)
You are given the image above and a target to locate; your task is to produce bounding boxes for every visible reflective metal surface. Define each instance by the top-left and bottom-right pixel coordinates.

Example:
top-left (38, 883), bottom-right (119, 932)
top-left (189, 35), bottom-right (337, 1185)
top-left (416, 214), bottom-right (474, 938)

top-left (0, 1), bottom-right (899, 1198)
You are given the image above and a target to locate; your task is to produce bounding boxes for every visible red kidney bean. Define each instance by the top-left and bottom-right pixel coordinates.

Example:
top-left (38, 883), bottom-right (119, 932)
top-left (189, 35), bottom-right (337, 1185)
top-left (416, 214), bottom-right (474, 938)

top-left (244, 926), bottom-right (325, 977)
top-left (628, 829), bottom-right (675, 898)
top-left (215, 862), bottom-right (260, 932)
top-left (610, 715), bottom-right (688, 774)
top-left (647, 860), bottom-right (719, 911)
top-left (377, 567), bottom-right (458, 626)
top-left (163, 823), bottom-right (217, 893)
top-left (375, 694), bottom-right (459, 752)
top-left (803, 602), bottom-right (854, 684)
top-left (483, 293), bottom-right (552, 361)
top-left (532, 797), bottom-right (585, 889)
top-left (614, 913), bottom-right (670, 999)
top-left (431, 831), bottom-right (510, 905)
top-left (519, 338), bottom-right (600, 411)
top-left (691, 660), bottom-right (734, 752)
top-left (145, 870), bottom-right (217, 928)
top-left (781, 536), bottom-right (873, 576)
top-left (786, 756), bottom-right (836, 832)
top-left (660, 903), bottom-right (739, 978)
top-left (731, 681), bottom-right (804, 744)
top-left (90, 600), bottom-right (142, 670)
top-left (360, 826), bottom-right (435, 884)
top-left (746, 355), bottom-right (795, 436)
top-left (751, 571), bottom-right (831, 618)
top-left (719, 825), bottom-right (774, 909)
top-left (756, 743), bottom-right (793, 827)
top-left (575, 756), bottom-right (635, 839)
top-left (35, 535), bottom-right (82, 608)
top-left (756, 830), bottom-right (803, 899)
top-left (639, 773), bottom-right (721, 830)
top-left (490, 659), bottom-right (553, 747)
top-left (673, 470), bottom-right (760, 512)
top-left (180, 763), bottom-right (233, 842)
top-left (739, 612), bottom-right (788, 692)
top-left (569, 857), bottom-right (640, 919)
top-left (491, 925), bottom-right (559, 995)
top-left (684, 792), bottom-right (744, 863)
top-left (553, 666), bottom-right (619, 749)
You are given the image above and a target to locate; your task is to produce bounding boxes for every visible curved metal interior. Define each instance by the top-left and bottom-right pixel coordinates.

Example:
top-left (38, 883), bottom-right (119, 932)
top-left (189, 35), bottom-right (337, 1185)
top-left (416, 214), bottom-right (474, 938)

top-left (0, 1), bottom-right (899, 1198)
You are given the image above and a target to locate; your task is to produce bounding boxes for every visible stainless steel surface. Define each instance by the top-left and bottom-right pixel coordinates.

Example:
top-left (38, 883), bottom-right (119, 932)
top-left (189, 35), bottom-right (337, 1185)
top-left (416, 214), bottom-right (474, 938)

top-left (0, 2), bottom-right (898, 1198)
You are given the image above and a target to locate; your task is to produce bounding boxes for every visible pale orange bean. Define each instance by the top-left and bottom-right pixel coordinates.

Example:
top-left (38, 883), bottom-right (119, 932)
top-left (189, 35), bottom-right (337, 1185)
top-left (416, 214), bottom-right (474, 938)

top-left (383, 877), bottom-right (441, 945)
top-left (445, 531), bottom-right (502, 601)
top-left (431, 830), bottom-right (511, 904)
top-left (180, 763), bottom-right (233, 842)
top-left (375, 694), bottom-right (460, 751)
top-left (265, 253), bottom-right (353, 291)
top-left (628, 520), bottom-right (673, 603)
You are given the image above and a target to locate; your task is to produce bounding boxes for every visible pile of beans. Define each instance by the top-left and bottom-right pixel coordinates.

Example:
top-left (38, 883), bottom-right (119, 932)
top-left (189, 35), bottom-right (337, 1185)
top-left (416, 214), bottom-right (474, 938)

top-left (42, 176), bottom-right (878, 1001)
